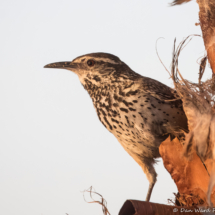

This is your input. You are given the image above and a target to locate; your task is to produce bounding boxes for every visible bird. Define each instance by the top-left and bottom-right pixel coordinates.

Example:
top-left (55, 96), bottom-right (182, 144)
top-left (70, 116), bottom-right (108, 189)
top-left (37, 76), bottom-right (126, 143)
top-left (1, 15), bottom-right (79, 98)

top-left (44, 52), bottom-right (188, 201)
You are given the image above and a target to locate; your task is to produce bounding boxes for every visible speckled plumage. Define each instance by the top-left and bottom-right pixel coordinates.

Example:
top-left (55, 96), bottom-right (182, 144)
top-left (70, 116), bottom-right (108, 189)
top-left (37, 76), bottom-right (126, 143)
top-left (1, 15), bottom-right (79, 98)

top-left (44, 53), bottom-right (188, 201)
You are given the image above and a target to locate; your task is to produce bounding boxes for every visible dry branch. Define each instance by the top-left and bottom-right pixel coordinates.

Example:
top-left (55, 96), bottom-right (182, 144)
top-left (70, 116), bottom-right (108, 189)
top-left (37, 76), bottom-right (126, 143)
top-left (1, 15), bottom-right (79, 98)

top-left (169, 35), bottom-right (215, 206)
top-left (197, 0), bottom-right (215, 74)
top-left (171, 0), bottom-right (215, 74)
top-left (170, 0), bottom-right (192, 6)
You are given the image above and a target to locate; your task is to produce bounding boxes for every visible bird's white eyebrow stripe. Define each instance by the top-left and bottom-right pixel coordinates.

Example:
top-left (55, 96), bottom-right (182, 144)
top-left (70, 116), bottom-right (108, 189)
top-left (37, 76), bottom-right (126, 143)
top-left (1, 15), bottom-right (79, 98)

top-left (93, 57), bottom-right (119, 64)
top-left (74, 57), bottom-right (120, 64)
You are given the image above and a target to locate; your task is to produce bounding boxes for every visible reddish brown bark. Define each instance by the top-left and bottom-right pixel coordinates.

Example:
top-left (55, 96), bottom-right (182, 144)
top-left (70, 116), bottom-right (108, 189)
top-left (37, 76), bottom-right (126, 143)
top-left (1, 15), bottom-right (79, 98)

top-left (197, 0), bottom-right (215, 74)
top-left (159, 136), bottom-right (215, 206)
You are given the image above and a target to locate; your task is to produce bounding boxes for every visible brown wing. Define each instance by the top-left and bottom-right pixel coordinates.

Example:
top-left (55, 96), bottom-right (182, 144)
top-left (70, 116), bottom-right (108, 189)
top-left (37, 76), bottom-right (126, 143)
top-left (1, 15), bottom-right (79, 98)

top-left (139, 77), bottom-right (189, 133)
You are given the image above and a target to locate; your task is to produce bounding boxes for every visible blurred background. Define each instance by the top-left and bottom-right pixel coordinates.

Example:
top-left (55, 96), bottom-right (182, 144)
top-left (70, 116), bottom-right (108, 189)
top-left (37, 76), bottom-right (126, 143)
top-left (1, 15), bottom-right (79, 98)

top-left (0, 0), bottom-right (210, 214)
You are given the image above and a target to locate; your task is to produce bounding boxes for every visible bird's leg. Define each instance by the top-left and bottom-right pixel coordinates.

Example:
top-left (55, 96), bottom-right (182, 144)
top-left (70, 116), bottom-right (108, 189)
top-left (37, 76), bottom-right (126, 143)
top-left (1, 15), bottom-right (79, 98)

top-left (141, 160), bottom-right (157, 202)
top-left (125, 152), bottom-right (157, 202)
top-left (145, 181), bottom-right (155, 202)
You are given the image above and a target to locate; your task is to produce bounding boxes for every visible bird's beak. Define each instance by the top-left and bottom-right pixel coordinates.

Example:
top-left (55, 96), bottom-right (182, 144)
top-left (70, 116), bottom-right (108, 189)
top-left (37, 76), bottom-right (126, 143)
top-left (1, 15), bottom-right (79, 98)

top-left (44, 61), bottom-right (78, 70)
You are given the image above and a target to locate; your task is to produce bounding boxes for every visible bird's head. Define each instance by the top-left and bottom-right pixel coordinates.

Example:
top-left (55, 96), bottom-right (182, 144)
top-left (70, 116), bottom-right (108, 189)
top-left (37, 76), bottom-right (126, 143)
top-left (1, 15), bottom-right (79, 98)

top-left (44, 53), bottom-right (138, 88)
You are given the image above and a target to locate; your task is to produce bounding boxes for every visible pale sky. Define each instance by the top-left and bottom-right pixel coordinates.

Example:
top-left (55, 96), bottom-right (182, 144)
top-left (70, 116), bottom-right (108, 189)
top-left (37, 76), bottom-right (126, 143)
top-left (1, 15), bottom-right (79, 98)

top-left (0, 0), bottom-right (210, 215)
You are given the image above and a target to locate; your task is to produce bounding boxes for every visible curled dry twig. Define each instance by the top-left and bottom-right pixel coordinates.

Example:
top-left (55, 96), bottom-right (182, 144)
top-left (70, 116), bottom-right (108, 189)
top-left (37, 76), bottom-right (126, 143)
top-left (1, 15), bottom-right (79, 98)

top-left (82, 186), bottom-right (111, 215)
top-left (171, 35), bottom-right (201, 87)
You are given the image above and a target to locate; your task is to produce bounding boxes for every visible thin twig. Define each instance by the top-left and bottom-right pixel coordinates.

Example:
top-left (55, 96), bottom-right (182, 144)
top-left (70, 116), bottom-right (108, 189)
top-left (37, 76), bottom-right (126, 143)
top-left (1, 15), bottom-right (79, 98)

top-left (82, 186), bottom-right (111, 215)
top-left (155, 37), bottom-right (172, 77)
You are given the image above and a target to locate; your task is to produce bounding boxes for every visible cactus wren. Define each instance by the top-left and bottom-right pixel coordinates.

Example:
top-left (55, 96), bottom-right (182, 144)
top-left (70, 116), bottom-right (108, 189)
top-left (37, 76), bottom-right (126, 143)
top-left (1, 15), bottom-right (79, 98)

top-left (44, 53), bottom-right (188, 201)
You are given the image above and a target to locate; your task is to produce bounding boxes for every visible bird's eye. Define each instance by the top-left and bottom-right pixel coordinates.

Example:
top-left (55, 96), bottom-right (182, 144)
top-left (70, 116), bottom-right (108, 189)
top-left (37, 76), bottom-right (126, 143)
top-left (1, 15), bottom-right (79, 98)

top-left (87, 60), bottom-right (95, 67)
